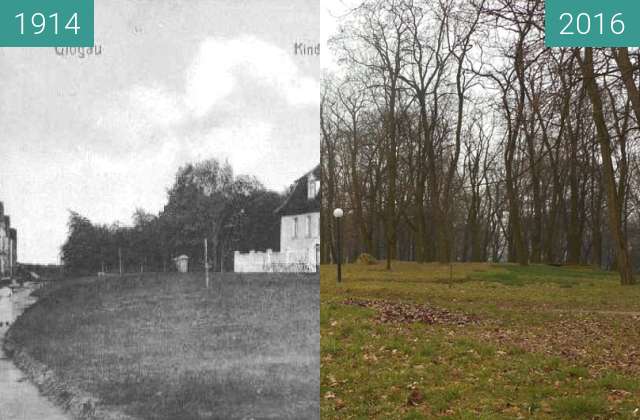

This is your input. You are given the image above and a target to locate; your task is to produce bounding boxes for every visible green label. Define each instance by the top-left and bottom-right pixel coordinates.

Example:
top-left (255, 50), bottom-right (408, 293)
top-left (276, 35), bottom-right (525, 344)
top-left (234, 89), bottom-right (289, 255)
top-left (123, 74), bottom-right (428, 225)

top-left (546, 0), bottom-right (640, 47)
top-left (0, 0), bottom-right (93, 47)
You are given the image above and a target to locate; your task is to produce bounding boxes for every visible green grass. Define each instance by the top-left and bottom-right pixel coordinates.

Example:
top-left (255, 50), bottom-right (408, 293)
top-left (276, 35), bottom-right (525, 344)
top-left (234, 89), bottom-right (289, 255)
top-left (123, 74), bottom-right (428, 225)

top-left (321, 262), bottom-right (640, 419)
top-left (552, 396), bottom-right (608, 418)
top-left (10, 272), bottom-right (319, 419)
top-left (470, 264), bottom-right (611, 287)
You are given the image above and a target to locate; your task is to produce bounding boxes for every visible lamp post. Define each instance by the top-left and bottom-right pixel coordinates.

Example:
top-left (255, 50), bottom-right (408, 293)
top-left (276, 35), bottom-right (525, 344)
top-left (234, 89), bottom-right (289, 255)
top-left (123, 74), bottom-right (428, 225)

top-left (333, 208), bottom-right (344, 283)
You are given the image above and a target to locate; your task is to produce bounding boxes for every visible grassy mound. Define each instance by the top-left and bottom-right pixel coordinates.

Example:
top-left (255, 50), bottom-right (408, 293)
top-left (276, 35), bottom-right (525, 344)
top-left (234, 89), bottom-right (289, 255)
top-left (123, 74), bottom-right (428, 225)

top-left (355, 253), bottom-right (378, 265)
top-left (8, 272), bottom-right (319, 419)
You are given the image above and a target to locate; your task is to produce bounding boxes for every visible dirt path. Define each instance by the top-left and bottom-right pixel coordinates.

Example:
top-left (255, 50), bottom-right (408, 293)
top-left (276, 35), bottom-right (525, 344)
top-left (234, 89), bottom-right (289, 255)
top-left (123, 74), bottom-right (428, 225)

top-left (0, 285), bottom-right (70, 420)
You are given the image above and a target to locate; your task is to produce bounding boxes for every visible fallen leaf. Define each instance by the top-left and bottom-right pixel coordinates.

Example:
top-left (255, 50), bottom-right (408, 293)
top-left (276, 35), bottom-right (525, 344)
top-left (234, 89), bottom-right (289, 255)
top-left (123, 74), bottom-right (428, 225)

top-left (407, 389), bottom-right (424, 406)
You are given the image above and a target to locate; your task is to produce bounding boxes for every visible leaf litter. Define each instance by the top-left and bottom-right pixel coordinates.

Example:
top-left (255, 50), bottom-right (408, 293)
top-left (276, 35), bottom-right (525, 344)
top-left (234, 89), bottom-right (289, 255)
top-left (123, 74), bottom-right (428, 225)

top-left (341, 298), bottom-right (479, 326)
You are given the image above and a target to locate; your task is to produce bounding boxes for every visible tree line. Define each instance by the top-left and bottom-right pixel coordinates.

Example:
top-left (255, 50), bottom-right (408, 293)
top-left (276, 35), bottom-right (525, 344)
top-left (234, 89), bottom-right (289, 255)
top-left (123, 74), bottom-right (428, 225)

top-left (321, 0), bottom-right (640, 284)
top-left (62, 159), bottom-right (282, 274)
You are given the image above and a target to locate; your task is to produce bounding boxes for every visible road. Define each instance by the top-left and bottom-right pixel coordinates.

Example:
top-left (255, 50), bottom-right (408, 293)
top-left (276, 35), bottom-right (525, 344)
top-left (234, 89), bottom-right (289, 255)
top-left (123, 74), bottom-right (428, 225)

top-left (0, 284), bottom-right (69, 420)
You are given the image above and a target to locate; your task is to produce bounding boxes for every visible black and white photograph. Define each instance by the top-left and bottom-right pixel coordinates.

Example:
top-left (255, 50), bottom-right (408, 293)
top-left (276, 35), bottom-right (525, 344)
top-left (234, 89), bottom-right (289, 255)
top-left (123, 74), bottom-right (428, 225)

top-left (0, 1), bottom-right (320, 419)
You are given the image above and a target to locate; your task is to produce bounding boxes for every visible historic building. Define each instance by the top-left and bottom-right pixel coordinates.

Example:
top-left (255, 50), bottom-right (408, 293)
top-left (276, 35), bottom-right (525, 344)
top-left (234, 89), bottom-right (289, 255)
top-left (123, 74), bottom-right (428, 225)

top-left (234, 165), bottom-right (320, 273)
top-left (275, 165), bottom-right (320, 270)
top-left (0, 202), bottom-right (17, 278)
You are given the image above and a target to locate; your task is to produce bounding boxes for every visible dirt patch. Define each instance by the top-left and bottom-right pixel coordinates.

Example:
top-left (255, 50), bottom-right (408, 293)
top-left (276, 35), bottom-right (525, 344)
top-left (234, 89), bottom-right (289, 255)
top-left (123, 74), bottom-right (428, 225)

top-left (342, 298), bottom-right (479, 326)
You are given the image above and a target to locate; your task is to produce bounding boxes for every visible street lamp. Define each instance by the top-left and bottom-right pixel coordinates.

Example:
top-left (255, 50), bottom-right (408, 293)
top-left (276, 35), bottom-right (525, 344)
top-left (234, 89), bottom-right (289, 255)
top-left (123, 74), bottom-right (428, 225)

top-left (333, 208), bottom-right (344, 283)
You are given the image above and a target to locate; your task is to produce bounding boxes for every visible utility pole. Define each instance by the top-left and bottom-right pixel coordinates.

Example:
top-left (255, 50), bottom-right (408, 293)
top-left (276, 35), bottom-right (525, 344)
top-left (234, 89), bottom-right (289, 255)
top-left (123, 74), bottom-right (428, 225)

top-left (204, 238), bottom-right (210, 289)
top-left (118, 247), bottom-right (123, 276)
top-left (221, 242), bottom-right (225, 273)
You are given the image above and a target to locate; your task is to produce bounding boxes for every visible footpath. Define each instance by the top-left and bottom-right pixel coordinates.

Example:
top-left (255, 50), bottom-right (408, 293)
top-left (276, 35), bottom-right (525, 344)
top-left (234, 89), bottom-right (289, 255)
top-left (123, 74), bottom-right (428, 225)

top-left (0, 284), bottom-right (69, 420)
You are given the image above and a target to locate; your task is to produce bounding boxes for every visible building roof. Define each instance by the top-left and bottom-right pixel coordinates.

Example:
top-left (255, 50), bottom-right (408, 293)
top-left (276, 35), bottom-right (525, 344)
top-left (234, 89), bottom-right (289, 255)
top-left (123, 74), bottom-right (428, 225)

top-left (275, 165), bottom-right (320, 216)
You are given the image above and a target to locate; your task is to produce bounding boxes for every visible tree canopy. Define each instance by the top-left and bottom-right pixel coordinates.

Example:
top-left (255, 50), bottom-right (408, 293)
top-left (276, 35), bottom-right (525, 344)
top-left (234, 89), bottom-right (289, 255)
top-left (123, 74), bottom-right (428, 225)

top-left (61, 159), bottom-right (283, 274)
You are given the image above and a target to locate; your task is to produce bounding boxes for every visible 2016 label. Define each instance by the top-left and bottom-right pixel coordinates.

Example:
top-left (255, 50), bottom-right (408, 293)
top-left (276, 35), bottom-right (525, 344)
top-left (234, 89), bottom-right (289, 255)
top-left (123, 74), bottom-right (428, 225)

top-left (559, 13), bottom-right (625, 36)
top-left (546, 0), bottom-right (639, 47)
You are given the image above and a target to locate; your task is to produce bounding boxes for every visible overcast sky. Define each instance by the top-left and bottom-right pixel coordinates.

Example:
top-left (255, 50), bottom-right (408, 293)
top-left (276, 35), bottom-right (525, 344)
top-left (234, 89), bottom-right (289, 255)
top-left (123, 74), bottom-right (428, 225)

top-left (322, 0), bottom-right (363, 71)
top-left (321, 0), bottom-right (347, 71)
top-left (0, 0), bottom-right (319, 264)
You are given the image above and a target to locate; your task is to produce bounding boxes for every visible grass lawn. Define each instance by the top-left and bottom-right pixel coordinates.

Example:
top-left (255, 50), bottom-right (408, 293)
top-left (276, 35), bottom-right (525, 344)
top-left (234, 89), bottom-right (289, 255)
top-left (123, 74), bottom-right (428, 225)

top-left (9, 272), bottom-right (319, 419)
top-left (321, 262), bottom-right (640, 419)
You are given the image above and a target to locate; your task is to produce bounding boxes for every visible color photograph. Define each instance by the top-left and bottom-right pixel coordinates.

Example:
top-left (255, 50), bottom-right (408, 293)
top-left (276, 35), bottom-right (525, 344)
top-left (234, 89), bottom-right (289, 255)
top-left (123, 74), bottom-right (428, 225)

top-left (321, 0), bottom-right (640, 418)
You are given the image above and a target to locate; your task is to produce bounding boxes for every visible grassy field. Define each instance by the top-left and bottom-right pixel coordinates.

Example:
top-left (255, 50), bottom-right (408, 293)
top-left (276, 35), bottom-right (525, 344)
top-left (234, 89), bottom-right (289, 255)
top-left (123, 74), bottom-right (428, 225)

top-left (9, 272), bottom-right (319, 419)
top-left (321, 262), bottom-right (640, 419)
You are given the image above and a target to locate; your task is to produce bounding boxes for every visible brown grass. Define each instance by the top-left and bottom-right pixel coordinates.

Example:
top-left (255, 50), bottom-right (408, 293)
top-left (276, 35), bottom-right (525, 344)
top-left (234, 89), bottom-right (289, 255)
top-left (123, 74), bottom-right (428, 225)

top-left (321, 262), bottom-right (640, 419)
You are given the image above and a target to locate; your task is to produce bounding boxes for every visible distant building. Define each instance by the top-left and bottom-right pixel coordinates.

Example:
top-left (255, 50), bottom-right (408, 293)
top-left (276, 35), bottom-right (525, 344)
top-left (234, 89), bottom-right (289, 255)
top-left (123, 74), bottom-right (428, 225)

top-left (234, 165), bottom-right (320, 273)
top-left (174, 255), bottom-right (189, 273)
top-left (0, 202), bottom-right (17, 278)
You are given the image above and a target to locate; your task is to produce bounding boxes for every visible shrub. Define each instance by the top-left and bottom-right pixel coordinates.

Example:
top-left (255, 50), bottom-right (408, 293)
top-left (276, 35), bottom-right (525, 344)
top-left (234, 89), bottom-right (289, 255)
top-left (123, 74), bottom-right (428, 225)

top-left (355, 253), bottom-right (377, 265)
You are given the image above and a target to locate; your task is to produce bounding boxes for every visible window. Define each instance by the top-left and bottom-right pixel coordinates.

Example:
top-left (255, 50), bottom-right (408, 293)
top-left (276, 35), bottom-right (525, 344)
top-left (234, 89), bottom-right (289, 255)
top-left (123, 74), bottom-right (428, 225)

top-left (308, 176), bottom-right (317, 199)
top-left (293, 217), bottom-right (298, 238)
top-left (306, 215), bottom-right (312, 237)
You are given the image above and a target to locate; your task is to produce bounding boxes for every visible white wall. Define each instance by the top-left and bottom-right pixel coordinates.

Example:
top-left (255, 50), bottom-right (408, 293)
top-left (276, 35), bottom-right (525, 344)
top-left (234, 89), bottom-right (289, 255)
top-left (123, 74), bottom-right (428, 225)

top-left (280, 212), bottom-right (320, 253)
top-left (234, 249), bottom-right (317, 273)
top-left (233, 211), bottom-right (320, 273)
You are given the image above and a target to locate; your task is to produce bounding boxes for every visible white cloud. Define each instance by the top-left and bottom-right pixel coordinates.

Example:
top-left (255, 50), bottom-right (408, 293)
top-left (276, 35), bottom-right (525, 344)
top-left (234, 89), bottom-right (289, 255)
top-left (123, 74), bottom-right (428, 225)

top-left (129, 85), bottom-right (186, 126)
top-left (94, 85), bottom-right (184, 155)
top-left (197, 120), bottom-right (274, 174)
top-left (96, 35), bottom-right (317, 146)
top-left (185, 35), bottom-right (319, 117)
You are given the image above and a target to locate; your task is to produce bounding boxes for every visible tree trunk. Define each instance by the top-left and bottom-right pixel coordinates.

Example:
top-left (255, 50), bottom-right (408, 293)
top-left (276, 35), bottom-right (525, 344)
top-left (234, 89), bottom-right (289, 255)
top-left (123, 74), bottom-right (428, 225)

top-left (567, 114), bottom-right (581, 265)
top-left (576, 48), bottom-right (634, 285)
